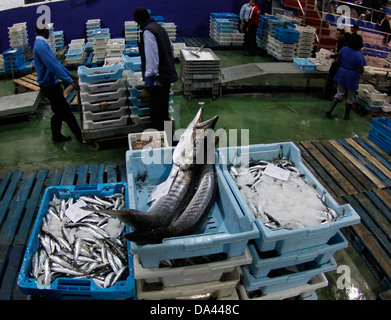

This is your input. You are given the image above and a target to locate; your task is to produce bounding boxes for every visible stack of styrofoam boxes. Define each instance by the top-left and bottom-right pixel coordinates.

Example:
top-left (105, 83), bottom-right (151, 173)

top-left (180, 47), bottom-right (221, 99)
top-left (2, 47), bottom-right (25, 74)
top-left (209, 13), bottom-right (243, 46)
top-left (8, 22), bottom-right (29, 50)
top-left (125, 147), bottom-right (260, 300)
top-left (266, 27), bottom-right (299, 61)
top-left (89, 28), bottom-right (111, 62)
top-left (162, 22), bottom-right (177, 42)
top-left (124, 21), bottom-right (140, 56)
top-left (86, 19), bottom-right (101, 38)
top-left (54, 31), bottom-right (64, 51)
top-left (65, 39), bottom-right (86, 65)
top-left (216, 142), bottom-right (361, 300)
top-left (0, 54), bottom-right (4, 74)
top-left (293, 25), bottom-right (316, 58)
top-left (78, 63), bottom-right (130, 131)
top-left (106, 38), bottom-right (125, 58)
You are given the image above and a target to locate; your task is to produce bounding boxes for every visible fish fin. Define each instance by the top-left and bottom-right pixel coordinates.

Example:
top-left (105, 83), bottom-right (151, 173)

top-left (123, 229), bottom-right (167, 244)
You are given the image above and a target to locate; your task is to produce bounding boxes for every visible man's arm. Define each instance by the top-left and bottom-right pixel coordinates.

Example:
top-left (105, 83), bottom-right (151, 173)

top-left (140, 30), bottom-right (159, 102)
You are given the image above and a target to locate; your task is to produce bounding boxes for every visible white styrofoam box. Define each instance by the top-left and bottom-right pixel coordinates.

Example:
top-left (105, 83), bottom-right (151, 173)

top-left (104, 57), bottom-right (124, 67)
top-left (82, 96), bottom-right (128, 112)
top-left (82, 114), bottom-right (130, 130)
top-left (128, 130), bottom-right (169, 151)
top-left (133, 247), bottom-right (251, 287)
top-left (83, 105), bottom-right (128, 122)
top-left (236, 273), bottom-right (328, 300)
top-left (136, 267), bottom-right (241, 300)
top-left (80, 87), bottom-right (127, 103)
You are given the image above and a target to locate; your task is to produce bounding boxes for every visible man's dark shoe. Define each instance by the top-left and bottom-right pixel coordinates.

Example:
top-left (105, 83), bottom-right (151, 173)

top-left (52, 135), bottom-right (72, 143)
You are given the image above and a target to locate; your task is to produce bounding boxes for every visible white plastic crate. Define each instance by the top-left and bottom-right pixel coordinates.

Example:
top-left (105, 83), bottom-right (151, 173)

top-left (82, 96), bottom-right (128, 112)
top-left (358, 84), bottom-right (387, 105)
top-left (133, 247), bottom-right (251, 287)
top-left (83, 105), bottom-right (129, 122)
top-left (128, 130), bottom-right (169, 150)
top-left (136, 267), bottom-right (241, 300)
top-left (80, 77), bottom-right (126, 94)
top-left (83, 114), bottom-right (130, 130)
top-left (236, 273), bottom-right (328, 300)
top-left (80, 87), bottom-right (127, 103)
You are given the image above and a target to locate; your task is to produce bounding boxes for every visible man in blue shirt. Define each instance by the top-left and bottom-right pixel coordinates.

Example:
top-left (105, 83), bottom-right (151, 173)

top-left (34, 24), bottom-right (82, 143)
top-left (133, 7), bottom-right (178, 131)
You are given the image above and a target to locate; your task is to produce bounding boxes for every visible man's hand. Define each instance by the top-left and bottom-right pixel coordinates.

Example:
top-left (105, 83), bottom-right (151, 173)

top-left (70, 75), bottom-right (80, 91)
top-left (140, 88), bottom-right (151, 103)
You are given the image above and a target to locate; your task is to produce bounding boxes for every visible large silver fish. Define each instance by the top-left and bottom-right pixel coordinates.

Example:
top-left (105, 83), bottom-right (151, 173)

top-left (85, 108), bottom-right (219, 231)
top-left (123, 163), bottom-right (217, 244)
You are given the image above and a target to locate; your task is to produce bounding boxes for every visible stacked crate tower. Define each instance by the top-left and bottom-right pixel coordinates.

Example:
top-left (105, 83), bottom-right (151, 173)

top-left (78, 63), bottom-right (130, 134)
top-left (180, 47), bottom-right (221, 100)
top-left (209, 13), bottom-right (244, 47)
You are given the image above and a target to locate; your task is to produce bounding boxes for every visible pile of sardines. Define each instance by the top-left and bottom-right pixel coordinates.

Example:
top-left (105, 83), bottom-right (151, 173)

top-left (30, 192), bottom-right (129, 289)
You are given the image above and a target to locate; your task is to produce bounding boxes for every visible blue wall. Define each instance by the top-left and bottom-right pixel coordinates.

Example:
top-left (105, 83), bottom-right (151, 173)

top-left (0, 0), bottom-right (252, 53)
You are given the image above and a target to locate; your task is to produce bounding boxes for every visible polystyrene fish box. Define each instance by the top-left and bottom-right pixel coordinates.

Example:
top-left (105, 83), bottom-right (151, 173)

top-left (133, 247), bottom-right (251, 287)
top-left (136, 267), bottom-right (241, 300)
top-left (248, 231), bottom-right (347, 278)
top-left (241, 257), bottom-right (337, 294)
top-left (17, 183), bottom-right (136, 300)
top-left (217, 142), bottom-right (361, 254)
top-left (236, 273), bottom-right (328, 300)
top-left (125, 148), bottom-right (259, 268)
top-left (78, 64), bottom-right (124, 84)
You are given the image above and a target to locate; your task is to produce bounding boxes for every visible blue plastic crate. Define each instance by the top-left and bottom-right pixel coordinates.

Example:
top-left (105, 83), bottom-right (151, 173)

top-left (17, 183), bottom-right (136, 300)
top-left (121, 55), bottom-right (141, 71)
top-left (130, 105), bottom-right (150, 116)
top-left (217, 142), bottom-right (361, 254)
top-left (369, 129), bottom-right (391, 154)
top-left (293, 58), bottom-right (316, 71)
top-left (125, 148), bottom-right (260, 268)
top-left (78, 63), bottom-right (124, 84)
top-left (66, 48), bottom-right (84, 60)
top-left (248, 231), bottom-right (347, 278)
top-left (356, 95), bottom-right (383, 112)
top-left (2, 47), bottom-right (23, 58)
top-left (371, 117), bottom-right (391, 136)
top-left (241, 257), bottom-right (337, 294)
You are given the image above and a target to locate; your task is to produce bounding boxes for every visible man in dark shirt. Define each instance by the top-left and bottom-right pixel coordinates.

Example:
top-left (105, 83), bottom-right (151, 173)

top-left (323, 28), bottom-right (348, 100)
top-left (133, 7), bottom-right (178, 131)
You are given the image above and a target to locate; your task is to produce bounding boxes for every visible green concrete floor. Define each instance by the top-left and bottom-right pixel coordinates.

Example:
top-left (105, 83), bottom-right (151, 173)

top-left (0, 49), bottom-right (385, 300)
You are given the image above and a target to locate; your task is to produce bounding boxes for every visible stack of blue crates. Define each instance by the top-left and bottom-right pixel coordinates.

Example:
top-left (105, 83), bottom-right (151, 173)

top-left (216, 142), bottom-right (361, 299)
top-left (274, 27), bottom-right (299, 44)
top-left (125, 147), bottom-right (259, 299)
top-left (369, 117), bottom-right (391, 155)
top-left (54, 31), bottom-right (64, 51)
top-left (2, 47), bottom-right (25, 74)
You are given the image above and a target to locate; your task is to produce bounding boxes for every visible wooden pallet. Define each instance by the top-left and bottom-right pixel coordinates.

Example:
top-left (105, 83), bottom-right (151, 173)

top-left (295, 137), bottom-right (391, 290)
top-left (0, 163), bottom-right (126, 300)
top-left (12, 71), bottom-right (40, 93)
